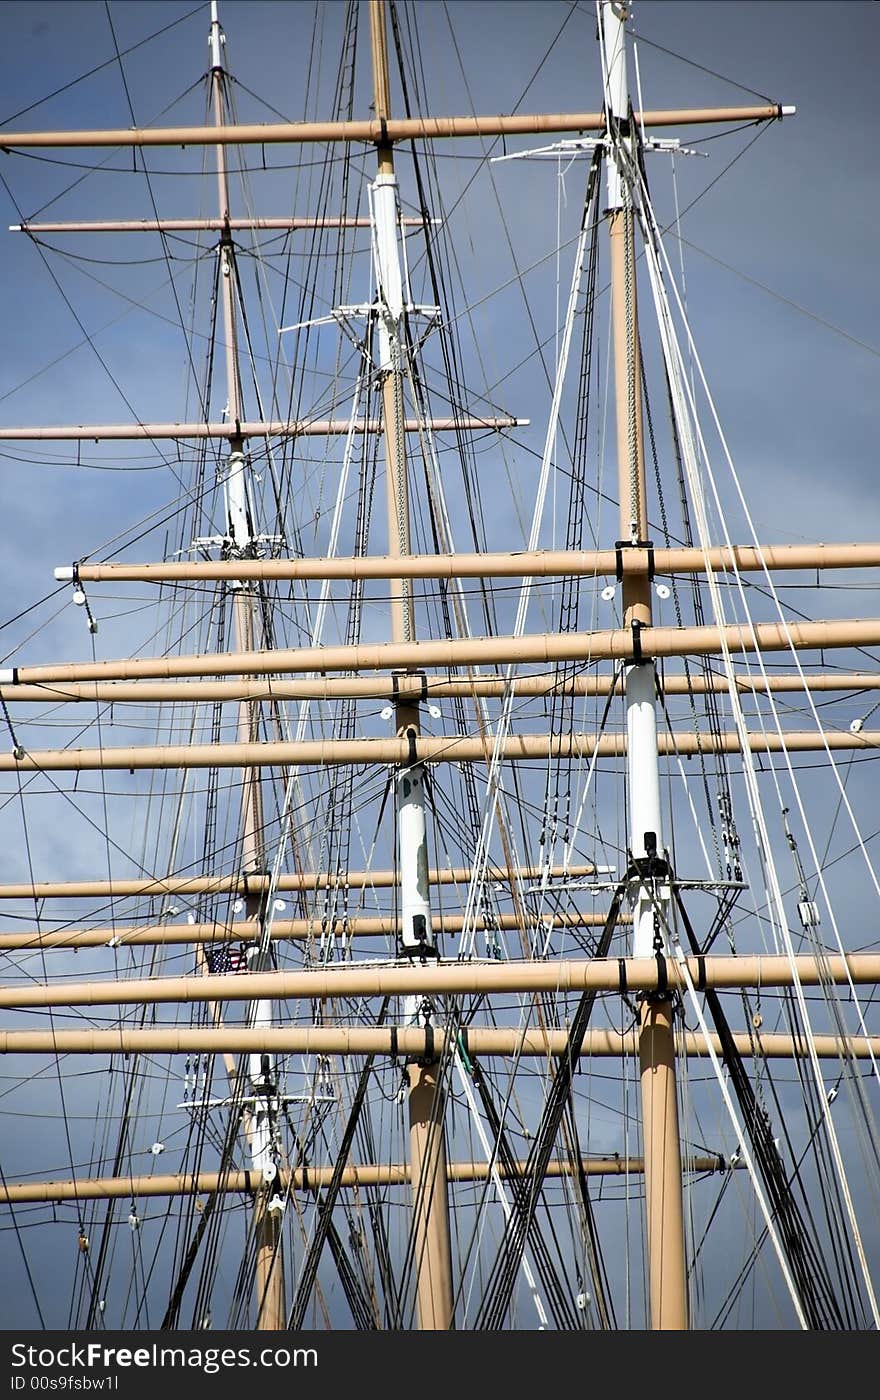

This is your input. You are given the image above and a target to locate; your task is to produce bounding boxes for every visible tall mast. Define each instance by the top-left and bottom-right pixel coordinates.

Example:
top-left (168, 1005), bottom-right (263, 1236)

top-left (599, 0), bottom-right (688, 1329)
top-left (208, 1), bottom-right (283, 1331)
top-left (369, 0), bottom-right (454, 1330)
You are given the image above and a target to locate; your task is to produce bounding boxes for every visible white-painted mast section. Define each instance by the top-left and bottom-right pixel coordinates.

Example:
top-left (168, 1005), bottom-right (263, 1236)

top-left (600, 0), bottom-right (687, 1330)
top-left (371, 175), bottom-right (405, 373)
top-left (625, 660), bottom-right (665, 958)
top-left (398, 764), bottom-right (433, 954)
top-left (208, 1), bottom-right (283, 1329)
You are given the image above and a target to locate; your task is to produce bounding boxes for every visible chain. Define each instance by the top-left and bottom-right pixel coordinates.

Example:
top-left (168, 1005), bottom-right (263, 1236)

top-left (652, 900), bottom-right (663, 955)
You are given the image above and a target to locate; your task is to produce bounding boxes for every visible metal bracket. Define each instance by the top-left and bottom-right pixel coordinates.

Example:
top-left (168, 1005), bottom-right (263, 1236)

top-left (615, 538), bottom-right (655, 582)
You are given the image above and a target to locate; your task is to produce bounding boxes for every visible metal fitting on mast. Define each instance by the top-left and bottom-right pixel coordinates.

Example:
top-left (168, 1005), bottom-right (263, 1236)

top-left (209, 1), bottom-right (225, 73)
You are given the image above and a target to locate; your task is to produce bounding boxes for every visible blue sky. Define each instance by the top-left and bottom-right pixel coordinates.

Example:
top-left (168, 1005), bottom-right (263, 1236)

top-left (1, 1), bottom-right (878, 565)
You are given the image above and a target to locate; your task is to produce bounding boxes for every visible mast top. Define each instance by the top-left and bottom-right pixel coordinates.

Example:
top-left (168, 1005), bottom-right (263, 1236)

top-left (209, 0), bottom-right (225, 73)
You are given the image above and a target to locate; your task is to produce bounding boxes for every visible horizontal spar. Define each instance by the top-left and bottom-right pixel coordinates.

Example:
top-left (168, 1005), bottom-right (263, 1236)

top-left (2, 729), bottom-right (878, 774)
top-left (0, 1026), bottom-right (873, 1061)
top-left (3, 672), bottom-right (877, 705)
top-left (0, 105), bottom-right (792, 149)
top-left (12, 217), bottom-right (429, 233)
top-left (1, 954), bottom-right (877, 1009)
top-left (0, 863), bottom-right (591, 903)
top-left (4, 618), bottom-right (880, 687)
top-left (0, 911), bottom-right (616, 951)
top-left (0, 416), bottom-right (520, 442)
top-left (60, 542), bottom-right (880, 585)
top-left (0, 1156), bottom-right (732, 1205)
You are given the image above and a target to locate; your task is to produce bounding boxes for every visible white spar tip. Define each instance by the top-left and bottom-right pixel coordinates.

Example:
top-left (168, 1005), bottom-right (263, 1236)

top-left (0, 670), bottom-right (15, 685)
top-left (54, 566), bottom-right (75, 582)
top-left (781, 105), bottom-right (796, 116)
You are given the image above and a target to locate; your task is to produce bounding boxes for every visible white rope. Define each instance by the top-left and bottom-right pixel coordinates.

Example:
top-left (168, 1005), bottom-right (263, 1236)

top-left (459, 183), bottom-right (597, 959)
top-left (256, 367), bottom-right (367, 963)
top-left (638, 181), bottom-right (880, 1104)
top-left (402, 345), bottom-right (531, 960)
top-left (452, 1050), bottom-right (550, 1327)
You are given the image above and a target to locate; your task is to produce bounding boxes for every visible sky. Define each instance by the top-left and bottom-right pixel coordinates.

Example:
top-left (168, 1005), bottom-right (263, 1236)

top-left (0, 1), bottom-right (878, 578)
top-left (0, 0), bottom-right (877, 1333)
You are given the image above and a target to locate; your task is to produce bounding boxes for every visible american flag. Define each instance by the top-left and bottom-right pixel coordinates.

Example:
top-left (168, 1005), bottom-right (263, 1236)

top-left (206, 943), bottom-right (249, 974)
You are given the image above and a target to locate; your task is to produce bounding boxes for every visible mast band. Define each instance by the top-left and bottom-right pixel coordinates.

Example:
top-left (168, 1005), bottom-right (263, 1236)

top-left (420, 1023), bottom-right (435, 1065)
top-left (655, 951), bottom-right (668, 996)
top-left (615, 539), bottom-right (654, 581)
top-left (391, 671), bottom-right (428, 704)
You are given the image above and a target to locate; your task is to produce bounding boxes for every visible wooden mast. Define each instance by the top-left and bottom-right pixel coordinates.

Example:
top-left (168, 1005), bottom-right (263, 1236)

top-left (369, 0), bottom-right (454, 1331)
top-left (208, 2), bottom-right (283, 1330)
top-left (600, 1), bottom-right (687, 1329)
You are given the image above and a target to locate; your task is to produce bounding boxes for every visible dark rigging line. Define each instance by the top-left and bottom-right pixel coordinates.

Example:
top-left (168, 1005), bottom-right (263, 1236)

top-left (0, 4), bottom-right (207, 126)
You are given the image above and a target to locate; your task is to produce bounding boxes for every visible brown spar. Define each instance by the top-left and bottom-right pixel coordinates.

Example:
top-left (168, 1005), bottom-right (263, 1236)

top-left (0, 105), bottom-right (792, 149)
top-left (0, 1026), bottom-right (874, 1060)
top-left (0, 953), bottom-right (877, 1010)
top-left (3, 616), bottom-right (878, 686)
top-left (0, 863), bottom-right (593, 902)
top-left (2, 672), bottom-right (877, 705)
top-left (0, 1155), bottom-right (737, 1205)
top-left (0, 728), bottom-right (878, 774)
top-left (57, 541), bottom-right (880, 584)
top-left (0, 910), bottom-right (619, 951)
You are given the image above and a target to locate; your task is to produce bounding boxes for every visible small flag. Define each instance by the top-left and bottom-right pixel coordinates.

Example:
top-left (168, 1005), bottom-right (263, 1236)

top-left (206, 943), bottom-right (249, 974)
